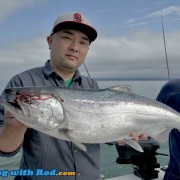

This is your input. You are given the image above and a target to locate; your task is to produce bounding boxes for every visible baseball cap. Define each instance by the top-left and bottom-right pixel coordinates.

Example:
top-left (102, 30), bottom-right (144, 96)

top-left (50, 12), bottom-right (97, 42)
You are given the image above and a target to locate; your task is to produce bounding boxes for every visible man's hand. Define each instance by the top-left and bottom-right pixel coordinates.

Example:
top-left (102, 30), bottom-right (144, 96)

top-left (117, 131), bottom-right (148, 145)
top-left (4, 109), bottom-right (27, 128)
top-left (0, 110), bottom-right (27, 153)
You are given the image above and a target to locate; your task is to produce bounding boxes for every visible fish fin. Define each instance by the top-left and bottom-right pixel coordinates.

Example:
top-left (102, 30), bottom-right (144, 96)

top-left (154, 127), bottom-right (172, 143)
top-left (109, 85), bottom-right (132, 94)
top-left (59, 107), bottom-right (74, 130)
top-left (123, 138), bottom-right (144, 152)
top-left (59, 129), bottom-right (87, 151)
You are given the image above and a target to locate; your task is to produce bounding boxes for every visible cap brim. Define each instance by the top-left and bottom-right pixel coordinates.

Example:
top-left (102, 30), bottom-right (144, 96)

top-left (52, 21), bottom-right (97, 42)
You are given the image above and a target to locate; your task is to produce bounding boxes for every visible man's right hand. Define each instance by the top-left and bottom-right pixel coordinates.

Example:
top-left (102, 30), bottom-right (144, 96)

top-left (0, 110), bottom-right (27, 153)
top-left (4, 109), bottom-right (27, 128)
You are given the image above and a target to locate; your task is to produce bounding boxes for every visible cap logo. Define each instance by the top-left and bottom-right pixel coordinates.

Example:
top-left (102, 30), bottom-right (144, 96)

top-left (74, 13), bottom-right (83, 23)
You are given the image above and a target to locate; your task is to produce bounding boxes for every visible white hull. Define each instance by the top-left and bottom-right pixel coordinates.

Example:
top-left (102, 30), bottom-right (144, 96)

top-left (105, 168), bottom-right (165, 180)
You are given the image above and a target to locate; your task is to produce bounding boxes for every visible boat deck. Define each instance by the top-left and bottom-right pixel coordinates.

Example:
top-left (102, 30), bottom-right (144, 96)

top-left (106, 168), bottom-right (165, 180)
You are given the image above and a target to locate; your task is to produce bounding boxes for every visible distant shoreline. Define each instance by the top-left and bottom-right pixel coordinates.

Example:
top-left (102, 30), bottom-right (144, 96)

top-left (95, 78), bottom-right (168, 81)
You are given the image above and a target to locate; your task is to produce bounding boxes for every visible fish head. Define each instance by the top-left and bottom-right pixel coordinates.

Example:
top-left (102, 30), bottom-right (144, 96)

top-left (0, 91), bottom-right (64, 130)
top-left (5, 86), bottom-right (51, 99)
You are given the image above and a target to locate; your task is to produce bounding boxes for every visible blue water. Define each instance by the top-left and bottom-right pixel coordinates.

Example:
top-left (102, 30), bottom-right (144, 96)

top-left (0, 80), bottom-right (169, 179)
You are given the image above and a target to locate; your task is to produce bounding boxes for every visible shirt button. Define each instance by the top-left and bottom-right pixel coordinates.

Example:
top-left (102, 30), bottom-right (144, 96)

top-left (74, 149), bottom-right (78, 153)
top-left (77, 172), bottom-right (81, 176)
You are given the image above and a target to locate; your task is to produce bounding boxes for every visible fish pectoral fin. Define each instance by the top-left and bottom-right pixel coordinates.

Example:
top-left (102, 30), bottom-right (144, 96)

top-left (123, 138), bottom-right (144, 152)
top-left (59, 129), bottom-right (87, 151)
top-left (59, 108), bottom-right (74, 131)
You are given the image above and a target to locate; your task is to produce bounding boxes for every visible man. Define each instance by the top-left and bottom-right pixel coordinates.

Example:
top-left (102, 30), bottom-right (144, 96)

top-left (156, 79), bottom-right (180, 179)
top-left (0, 12), bottom-right (146, 180)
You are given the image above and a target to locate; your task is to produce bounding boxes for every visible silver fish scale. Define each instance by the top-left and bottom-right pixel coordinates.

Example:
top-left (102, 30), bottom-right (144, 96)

top-left (2, 86), bottom-right (180, 145)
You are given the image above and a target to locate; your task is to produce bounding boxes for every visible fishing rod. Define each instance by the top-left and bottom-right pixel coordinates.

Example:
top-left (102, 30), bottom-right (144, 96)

top-left (161, 8), bottom-right (170, 81)
top-left (83, 62), bottom-right (91, 79)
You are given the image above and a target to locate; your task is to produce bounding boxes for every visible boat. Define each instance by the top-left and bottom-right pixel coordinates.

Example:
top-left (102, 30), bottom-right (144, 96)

top-left (102, 137), bottom-right (167, 180)
top-left (105, 168), bottom-right (165, 180)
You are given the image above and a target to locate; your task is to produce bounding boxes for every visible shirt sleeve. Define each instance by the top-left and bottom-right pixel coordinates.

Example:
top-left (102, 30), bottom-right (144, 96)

top-left (0, 76), bottom-right (24, 156)
top-left (156, 82), bottom-right (169, 103)
top-left (156, 80), bottom-right (180, 113)
top-left (0, 75), bottom-right (23, 123)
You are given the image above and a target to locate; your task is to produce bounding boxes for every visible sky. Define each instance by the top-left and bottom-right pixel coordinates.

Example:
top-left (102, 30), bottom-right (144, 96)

top-left (0, 0), bottom-right (180, 91)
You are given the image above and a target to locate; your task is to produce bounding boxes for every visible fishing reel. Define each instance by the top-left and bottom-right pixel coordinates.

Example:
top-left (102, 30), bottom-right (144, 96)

top-left (116, 137), bottom-right (162, 179)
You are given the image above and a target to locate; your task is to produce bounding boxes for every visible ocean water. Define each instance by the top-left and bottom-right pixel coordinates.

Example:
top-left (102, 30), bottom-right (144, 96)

top-left (0, 80), bottom-right (169, 179)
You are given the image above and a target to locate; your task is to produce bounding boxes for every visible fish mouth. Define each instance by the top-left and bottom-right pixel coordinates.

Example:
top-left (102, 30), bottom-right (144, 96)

top-left (4, 88), bottom-right (19, 101)
top-left (0, 99), bottom-right (21, 115)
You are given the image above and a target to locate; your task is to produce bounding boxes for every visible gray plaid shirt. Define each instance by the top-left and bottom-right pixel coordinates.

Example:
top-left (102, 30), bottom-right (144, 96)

top-left (0, 60), bottom-right (100, 180)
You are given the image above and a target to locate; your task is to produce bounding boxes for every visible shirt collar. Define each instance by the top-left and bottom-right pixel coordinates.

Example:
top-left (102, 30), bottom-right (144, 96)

top-left (43, 60), bottom-right (54, 78)
top-left (43, 60), bottom-right (82, 85)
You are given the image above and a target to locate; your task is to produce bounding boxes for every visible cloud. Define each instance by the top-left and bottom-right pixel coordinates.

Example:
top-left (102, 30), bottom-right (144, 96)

top-left (0, 0), bottom-right (44, 21)
top-left (86, 30), bottom-right (180, 79)
top-left (0, 30), bottom-right (180, 93)
top-left (148, 6), bottom-right (180, 18)
top-left (124, 6), bottom-right (180, 28)
top-left (0, 37), bottom-right (49, 81)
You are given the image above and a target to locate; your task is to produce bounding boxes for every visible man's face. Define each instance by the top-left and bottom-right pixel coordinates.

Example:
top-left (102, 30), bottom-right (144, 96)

top-left (47, 29), bottom-right (90, 73)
